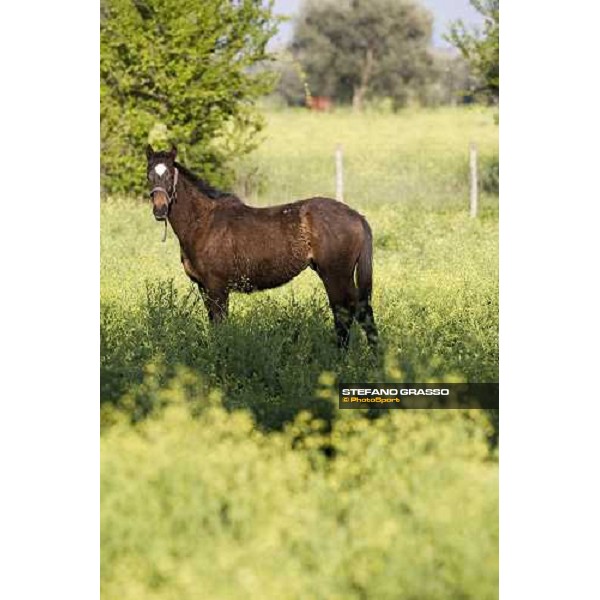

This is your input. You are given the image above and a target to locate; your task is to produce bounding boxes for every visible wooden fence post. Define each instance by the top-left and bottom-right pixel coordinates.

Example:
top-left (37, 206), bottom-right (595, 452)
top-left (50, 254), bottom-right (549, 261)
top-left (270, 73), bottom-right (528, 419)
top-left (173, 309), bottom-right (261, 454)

top-left (470, 142), bottom-right (478, 218)
top-left (335, 144), bottom-right (344, 202)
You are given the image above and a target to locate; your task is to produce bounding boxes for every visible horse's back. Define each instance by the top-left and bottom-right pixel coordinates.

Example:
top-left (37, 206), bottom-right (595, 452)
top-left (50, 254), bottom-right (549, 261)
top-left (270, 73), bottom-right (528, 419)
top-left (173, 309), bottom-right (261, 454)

top-left (203, 195), bottom-right (369, 290)
top-left (243, 195), bottom-right (370, 268)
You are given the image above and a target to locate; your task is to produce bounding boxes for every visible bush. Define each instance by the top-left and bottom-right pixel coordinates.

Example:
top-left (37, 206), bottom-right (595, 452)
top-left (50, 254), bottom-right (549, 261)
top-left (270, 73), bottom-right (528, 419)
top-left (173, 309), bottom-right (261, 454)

top-left (100, 0), bottom-right (280, 195)
top-left (101, 383), bottom-right (498, 600)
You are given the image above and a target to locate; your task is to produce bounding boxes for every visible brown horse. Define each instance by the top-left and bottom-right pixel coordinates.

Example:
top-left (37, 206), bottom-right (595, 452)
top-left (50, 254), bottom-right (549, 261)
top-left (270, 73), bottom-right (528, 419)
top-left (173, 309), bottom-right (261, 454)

top-left (146, 145), bottom-right (378, 348)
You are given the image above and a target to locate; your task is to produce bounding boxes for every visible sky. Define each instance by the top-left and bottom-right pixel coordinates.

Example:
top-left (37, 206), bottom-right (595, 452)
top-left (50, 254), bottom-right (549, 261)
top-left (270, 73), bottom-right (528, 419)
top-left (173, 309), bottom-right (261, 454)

top-left (270, 0), bottom-right (484, 50)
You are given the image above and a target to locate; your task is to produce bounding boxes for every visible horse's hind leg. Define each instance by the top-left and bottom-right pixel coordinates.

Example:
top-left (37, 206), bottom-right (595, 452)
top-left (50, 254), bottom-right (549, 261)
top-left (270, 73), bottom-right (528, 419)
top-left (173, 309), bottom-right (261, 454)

top-left (356, 299), bottom-right (378, 347)
top-left (319, 273), bottom-right (357, 349)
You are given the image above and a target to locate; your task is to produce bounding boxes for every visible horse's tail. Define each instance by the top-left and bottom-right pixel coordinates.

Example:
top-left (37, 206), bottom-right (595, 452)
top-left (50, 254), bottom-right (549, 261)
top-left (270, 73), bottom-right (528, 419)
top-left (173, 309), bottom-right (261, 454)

top-left (356, 219), bottom-right (374, 305)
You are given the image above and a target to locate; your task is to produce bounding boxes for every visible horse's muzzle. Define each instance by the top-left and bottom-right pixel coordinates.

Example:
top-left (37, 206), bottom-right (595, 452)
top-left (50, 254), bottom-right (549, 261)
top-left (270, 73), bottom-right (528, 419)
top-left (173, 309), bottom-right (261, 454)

top-left (153, 207), bottom-right (168, 221)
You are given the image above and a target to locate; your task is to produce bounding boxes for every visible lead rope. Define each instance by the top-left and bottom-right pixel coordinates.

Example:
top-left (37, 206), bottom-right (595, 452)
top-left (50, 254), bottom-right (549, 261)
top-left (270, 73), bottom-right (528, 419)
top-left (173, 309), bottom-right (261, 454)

top-left (161, 167), bottom-right (178, 243)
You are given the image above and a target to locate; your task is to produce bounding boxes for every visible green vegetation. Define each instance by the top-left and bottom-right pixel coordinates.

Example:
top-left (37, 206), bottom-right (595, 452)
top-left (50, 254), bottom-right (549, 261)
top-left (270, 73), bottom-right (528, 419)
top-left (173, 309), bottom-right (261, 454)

top-left (102, 404), bottom-right (498, 599)
top-left (447, 0), bottom-right (499, 103)
top-left (291, 0), bottom-right (433, 110)
top-left (101, 107), bottom-right (498, 599)
top-left (100, 0), bottom-right (279, 195)
top-left (278, 0), bottom-right (482, 110)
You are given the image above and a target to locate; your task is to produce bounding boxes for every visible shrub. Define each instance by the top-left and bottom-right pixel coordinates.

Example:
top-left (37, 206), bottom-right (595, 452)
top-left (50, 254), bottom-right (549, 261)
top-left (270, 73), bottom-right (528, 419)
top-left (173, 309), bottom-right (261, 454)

top-left (101, 387), bottom-right (498, 600)
top-left (100, 0), bottom-right (280, 195)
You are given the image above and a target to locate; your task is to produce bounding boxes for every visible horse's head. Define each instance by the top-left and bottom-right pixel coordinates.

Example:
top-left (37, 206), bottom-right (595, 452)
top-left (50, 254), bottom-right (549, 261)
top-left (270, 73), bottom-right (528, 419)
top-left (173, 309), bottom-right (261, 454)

top-left (146, 144), bottom-right (178, 221)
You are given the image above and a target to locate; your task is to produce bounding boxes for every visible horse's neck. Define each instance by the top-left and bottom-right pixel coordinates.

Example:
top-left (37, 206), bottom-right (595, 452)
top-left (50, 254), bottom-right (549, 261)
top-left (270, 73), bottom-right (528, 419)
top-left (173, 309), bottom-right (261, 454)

top-left (167, 176), bottom-right (214, 244)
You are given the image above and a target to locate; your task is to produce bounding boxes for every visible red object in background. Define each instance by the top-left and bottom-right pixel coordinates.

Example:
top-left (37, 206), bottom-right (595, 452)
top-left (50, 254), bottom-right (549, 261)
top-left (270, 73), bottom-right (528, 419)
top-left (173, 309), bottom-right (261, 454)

top-left (307, 96), bottom-right (333, 112)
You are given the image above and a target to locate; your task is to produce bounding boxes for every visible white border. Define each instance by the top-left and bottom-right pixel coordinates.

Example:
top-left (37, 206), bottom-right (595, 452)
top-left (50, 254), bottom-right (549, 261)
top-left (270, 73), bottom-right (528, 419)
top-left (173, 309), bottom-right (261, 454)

top-left (0, 2), bottom-right (99, 599)
top-left (502, 1), bottom-right (600, 597)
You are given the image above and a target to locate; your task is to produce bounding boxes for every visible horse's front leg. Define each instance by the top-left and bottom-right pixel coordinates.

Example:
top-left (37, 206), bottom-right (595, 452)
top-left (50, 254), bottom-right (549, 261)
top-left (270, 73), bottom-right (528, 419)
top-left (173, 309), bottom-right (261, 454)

top-left (201, 287), bottom-right (229, 323)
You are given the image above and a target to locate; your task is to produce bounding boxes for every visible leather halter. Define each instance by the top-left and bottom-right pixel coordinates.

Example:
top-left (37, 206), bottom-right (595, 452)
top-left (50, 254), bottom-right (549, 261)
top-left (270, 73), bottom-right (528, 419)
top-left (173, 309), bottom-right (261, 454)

top-left (150, 167), bottom-right (178, 242)
top-left (150, 166), bottom-right (179, 206)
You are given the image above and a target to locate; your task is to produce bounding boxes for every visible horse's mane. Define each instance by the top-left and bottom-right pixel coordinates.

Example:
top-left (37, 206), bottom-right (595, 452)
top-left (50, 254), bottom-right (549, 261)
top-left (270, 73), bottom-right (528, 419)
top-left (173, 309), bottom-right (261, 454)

top-left (175, 162), bottom-right (240, 202)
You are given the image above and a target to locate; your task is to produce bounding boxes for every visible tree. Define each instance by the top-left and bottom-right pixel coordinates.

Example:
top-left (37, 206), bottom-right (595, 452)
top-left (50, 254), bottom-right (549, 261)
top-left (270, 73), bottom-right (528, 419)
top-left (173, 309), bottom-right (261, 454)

top-left (291, 0), bottom-right (433, 111)
top-left (446, 0), bottom-right (499, 103)
top-left (421, 50), bottom-right (478, 107)
top-left (100, 0), bottom-right (279, 195)
top-left (272, 52), bottom-right (310, 107)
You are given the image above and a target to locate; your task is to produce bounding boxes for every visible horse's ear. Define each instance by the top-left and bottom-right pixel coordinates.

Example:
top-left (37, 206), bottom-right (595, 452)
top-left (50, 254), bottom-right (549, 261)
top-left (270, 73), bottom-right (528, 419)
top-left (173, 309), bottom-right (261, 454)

top-left (146, 144), bottom-right (154, 160)
top-left (170, 144), bottom-right (177, 160)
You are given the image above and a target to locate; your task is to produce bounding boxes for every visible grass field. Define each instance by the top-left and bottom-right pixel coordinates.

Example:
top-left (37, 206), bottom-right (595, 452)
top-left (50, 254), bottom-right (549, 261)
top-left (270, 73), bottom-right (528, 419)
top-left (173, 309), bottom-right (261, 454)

top-left (101, 107), bottom-right (499, 599)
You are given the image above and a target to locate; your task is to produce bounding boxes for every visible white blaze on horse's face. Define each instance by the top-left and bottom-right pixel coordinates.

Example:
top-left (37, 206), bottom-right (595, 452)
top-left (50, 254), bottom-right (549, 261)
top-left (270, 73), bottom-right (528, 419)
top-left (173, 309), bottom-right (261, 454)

top-left (154, 164), bottom-right (167, 177)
